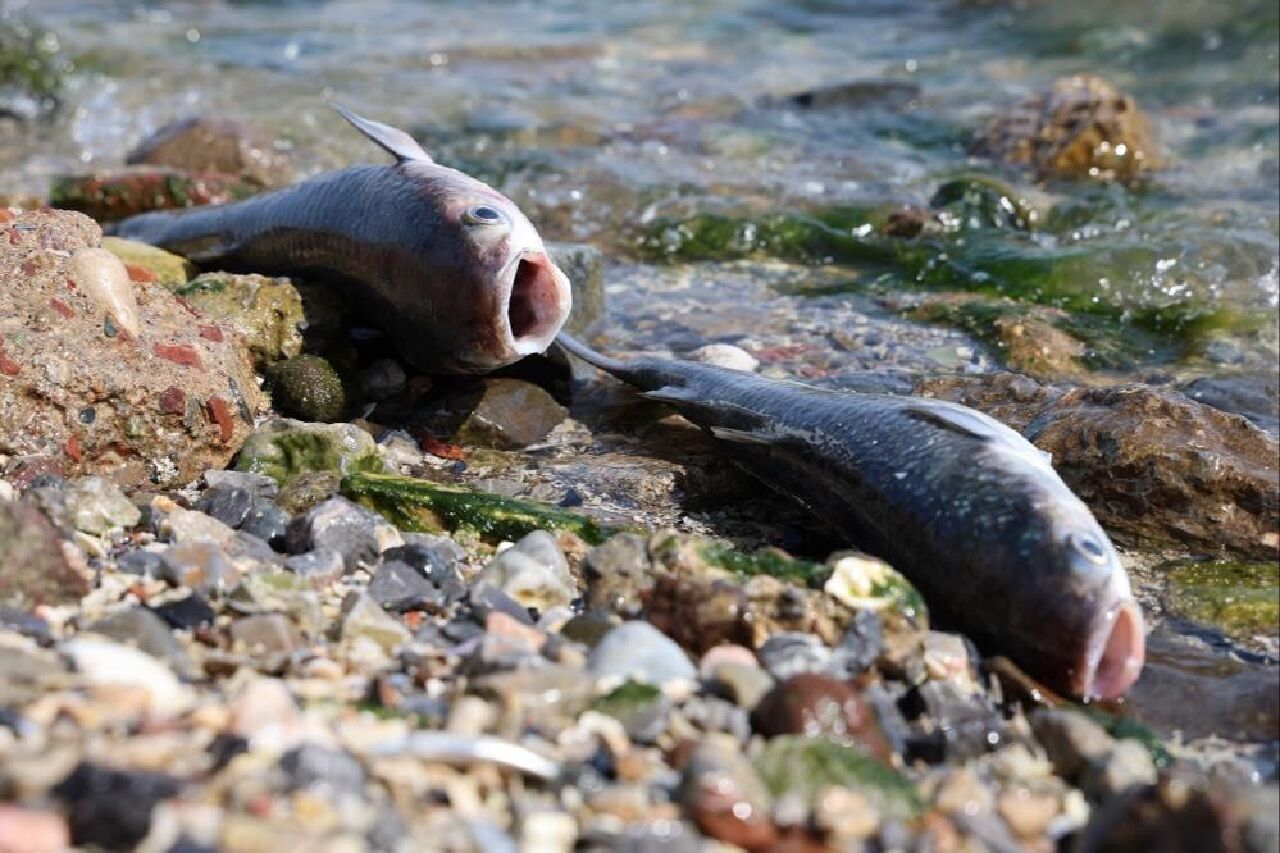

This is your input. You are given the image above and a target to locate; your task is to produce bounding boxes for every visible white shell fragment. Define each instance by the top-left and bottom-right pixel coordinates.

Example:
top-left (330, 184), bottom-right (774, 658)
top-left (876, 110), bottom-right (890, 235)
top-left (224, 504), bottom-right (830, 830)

top-left (70, 247), bottom-right (141, 338)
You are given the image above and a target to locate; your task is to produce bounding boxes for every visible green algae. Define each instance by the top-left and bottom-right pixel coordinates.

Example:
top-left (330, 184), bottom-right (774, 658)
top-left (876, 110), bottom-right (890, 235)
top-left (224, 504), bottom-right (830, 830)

top-left (1078, 707), bottom-right (1173, 770)
top-left (235, 420), bottom-right (384, 488)
top-left (265, 355), bottom-right (349, 423)
top-left (696, 542), bottom-right (829, 586)
top-left (341, 470), bottom-right (609, 545)
top-left (929, 175), bottom-right (1039, 232)
top-left (754, 736), bottom-right (922, 818)
top-left (589, 680), bottom-right (664, 722)
top-left (1164, 559), bottom-right (1279, 644)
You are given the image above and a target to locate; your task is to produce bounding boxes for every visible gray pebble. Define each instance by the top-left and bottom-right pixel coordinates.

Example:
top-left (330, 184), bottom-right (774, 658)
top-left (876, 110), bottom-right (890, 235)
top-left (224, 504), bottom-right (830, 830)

top-left (588, 621), bottom-right (695, 689)
top-left (240, 501), bottom-right (291, 551)
top-left (203, 470), bottom-right (279, 499)
top-left (195, 485), bottom-right (253, 529)
top-left (757, 632), bottom-right (831, 681)
top-left (368, 561), bottom-right (443, 612)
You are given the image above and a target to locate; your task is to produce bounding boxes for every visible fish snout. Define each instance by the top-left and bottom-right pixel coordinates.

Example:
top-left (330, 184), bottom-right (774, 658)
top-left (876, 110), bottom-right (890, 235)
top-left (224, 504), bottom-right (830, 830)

top-left (504, 251), bottom-right (571, 358)
top-left (1082, 598), bottom-right (1146, 700)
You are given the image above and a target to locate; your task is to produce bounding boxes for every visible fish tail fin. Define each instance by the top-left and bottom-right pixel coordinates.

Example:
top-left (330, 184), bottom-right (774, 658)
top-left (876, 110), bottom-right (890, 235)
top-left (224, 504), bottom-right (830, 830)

top-left (554, 333), bottom-right (632, 373)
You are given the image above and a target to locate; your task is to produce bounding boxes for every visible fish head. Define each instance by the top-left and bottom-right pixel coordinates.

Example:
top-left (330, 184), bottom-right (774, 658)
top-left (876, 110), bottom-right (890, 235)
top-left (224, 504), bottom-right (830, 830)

top-left (407, 162), bottom-right (572, 373)
top-left (1045, 512), bottom-right (1146, 701)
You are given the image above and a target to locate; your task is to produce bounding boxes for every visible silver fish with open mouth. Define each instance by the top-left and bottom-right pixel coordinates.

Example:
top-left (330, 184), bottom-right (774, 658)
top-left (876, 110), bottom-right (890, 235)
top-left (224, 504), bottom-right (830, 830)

top-left (116, 106), bottom-right (571, 373)
top-left (557, 334), bottom-right (1146, 700)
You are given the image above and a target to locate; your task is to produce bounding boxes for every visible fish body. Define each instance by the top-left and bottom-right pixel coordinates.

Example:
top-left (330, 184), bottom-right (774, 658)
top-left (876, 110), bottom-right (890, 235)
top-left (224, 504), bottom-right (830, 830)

top-left (116, 107), bottom-right (571, 373)
top-left (557, 334), bottom-right (1145, 699)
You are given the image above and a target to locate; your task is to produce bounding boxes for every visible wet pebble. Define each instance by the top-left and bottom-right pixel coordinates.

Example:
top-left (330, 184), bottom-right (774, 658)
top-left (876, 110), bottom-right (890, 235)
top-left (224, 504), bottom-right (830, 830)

top-left (752, 674), bottom-right (894, 762)
top-left (757, 632), bottom-right (831, 681)
top-left (341, 592), bottom-right (411, 651)
top-left (240, 501), bottom-right (291, 550)
top-left (287, 496), bottom-right (400, 570)
top-left (480, 530), bottom-right (578, 613)
top-left (588, 621), bottom-right (696, 691)
top-left (678, 737), bottom-right (776, 850)
top-left (687, 343), bottom-right (759, 372)
top-left (203, 469), bottom-right (279, 498)
top-left (195, 484), bottom-right (254, 529)
top-left (368, 560), bottom-right (443, 612)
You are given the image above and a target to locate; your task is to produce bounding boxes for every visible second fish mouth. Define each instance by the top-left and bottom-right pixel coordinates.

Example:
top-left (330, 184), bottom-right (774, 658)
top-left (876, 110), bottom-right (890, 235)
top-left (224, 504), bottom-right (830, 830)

top-left (1080, 599), bottom-right (1146, 700)
top-left (503, 251), bottom-right (571, 355)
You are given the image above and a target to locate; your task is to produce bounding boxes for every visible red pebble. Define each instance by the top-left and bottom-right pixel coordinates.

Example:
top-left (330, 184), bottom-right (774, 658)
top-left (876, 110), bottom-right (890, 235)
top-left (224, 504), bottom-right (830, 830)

top-left (206, 396), bottom-right (235, 443)
top-left (0, 342), bottom-right (18, 376)
top-left (49, 298), bottom-right (74, 319)
top-left (64, 434), bottom-right (82, 462)
top-left (125, 263), bottom-right (156, 284)
top-left (173, 296), bottom-right (201, 318)
top-left (415, 431), bottom-right (466, 460)
top-left (152, 343), bottom-right (203, 368)
top-left (8, 229), bottom-right (20, 244)
top-left (158, 386), bottom-right (187, 414)
top-left (197, 324), bottom-right (224, 342)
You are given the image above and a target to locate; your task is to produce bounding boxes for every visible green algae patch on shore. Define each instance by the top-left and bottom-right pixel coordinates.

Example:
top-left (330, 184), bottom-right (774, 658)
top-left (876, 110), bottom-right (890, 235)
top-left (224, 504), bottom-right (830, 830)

top-left (342, 470), bottom-right (609, 545)
top-left (1163, 559), bottom-right (1280, 646)
top-left (754, 736), bottom-right (922, 819)
top-left (235, 419), bottom-right (385, 488)
top-left (695, 541), bottom-right (829, 587)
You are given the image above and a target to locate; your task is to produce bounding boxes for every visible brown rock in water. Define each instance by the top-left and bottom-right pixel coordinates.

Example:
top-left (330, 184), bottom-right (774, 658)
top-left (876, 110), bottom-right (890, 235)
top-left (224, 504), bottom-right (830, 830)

top-left (48, 167), bottom-right (260, 223)
top-left (453, 378), bottom-right (568, 449)
top-left (917, 374), bottom-right (1279, 556)
top-left (0, 501), bottom-right (86, 608)
top-left (752, 674), bottom-right (894, 763)
top-left (972, 74), bottom-right (1162, 182)
top-left (126, 116), bottom-right (293, 188)
top-left (0, 209), bottom-right (265, 486)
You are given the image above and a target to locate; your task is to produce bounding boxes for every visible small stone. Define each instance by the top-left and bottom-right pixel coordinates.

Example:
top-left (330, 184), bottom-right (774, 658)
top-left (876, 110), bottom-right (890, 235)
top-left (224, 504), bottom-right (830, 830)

top-left (161, 539), bottom-right (240, 594)
top-left (148, 593), bottom-right (216, 631)
top-left (195, 484), bottom-right (253, 529)
top-left (752, 674), bottom-right (894, 763)
top-left (588, 621), bottom-right (696, 691)
top-left (679, 737), bottom-right (776, 850)
top-left (757, 632), bottom-right (831, 681)
top-left (61, 637), bottom-right (192, 717)
top-left (227, 676), bottom-right (300, 741)
top-left (153, 497), bottom-right (236, 545)
top-left (0, 805), bottom-right (69, 853)
top-left (126, 116), bottom-right (293, 188)
top-left (829, 610), bottom-right (883, 678)
top-left (284, 549), bottom-right (346, 588)
top-left (1030, 708), bottom-right (1115, 782)
top-left (997, 788), bottom-right (1060, 840)
top-left (265, 355), bottom-right (348, 422)
top-left (360, 359), bottom-right (406, 401)
top-left (100, 236), bottom-right (194, 286)
top-left (230, 613), bottom-right (303, 667)
top-left (1083, 739), bottom-right (1157, 799)
top-left (754, 736), bottom-right (920, 819)
top-left (480, 530), bottom-right (578, 613)
top-left (87, 606), bottom-right (194, 676)
top-left (0, 501), bottom-right (87, 607)
top-left (583, 532), bottom-right (654, 616)
top-left (277, 744), bottom-right (365, 796)
top-left (203, 469), bottom-right (279, 498)
top-left (287, 496), bottom-right (399, 571)
top-left (518, 808), bottom-right (578, 853)
top-left (342, 593), bottom-right (411, 651)
top-left (368, 560), bottom-right (442, 612)
top-left (69, 247), bottom-right (142, 339)
top-left (63, 476), bottom-right (141, 535)
top-left (383, 538), bottom-right (467, 602)
top-left (468, 581), bottom-right (535, 626)
top-left (0, 605), bottom-right (53, 645)
top-left (51, 762), bottom-right (180, 851)
top-left (275, 471), bottom-right (342, 515)
top-left (709, 663), bottom-right (775, 711)
top-left (240, 501), bottom-right (290, 550)
top-left (116, 549), bottom-right (167, 578)
top-left (687, 343), bottom-right (759, 373)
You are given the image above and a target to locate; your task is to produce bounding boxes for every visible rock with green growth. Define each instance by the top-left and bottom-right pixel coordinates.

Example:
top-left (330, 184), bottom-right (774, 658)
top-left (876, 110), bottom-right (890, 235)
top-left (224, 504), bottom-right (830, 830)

top-left (0, 20), bottom-right (70, 121)
top-left (754, 735), bottom-right (921, 819)
top-left (929, 174), bottom-right (1039, 232)
top-left (100, 237), bottom-right (194, 286)
top-left (342, 470), bottom-right (607, 545)
top-left (265, 355), bottom-right (349, 422)
top-left (235, 419), bottom-right (384, 489)
top-left (171, 273), bottom-right (304, 367)
top-left (48, 167), bottom-right (260, 223)
top-left (1164, 559), bottom-right (1279, 648)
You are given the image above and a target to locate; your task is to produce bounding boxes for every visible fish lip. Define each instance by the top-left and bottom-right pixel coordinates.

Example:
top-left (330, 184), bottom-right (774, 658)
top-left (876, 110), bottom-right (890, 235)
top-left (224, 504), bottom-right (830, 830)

top-left (1078, 598), bottom-right (1146, 700)
top-left (497, 249), bottom-right (572, 359)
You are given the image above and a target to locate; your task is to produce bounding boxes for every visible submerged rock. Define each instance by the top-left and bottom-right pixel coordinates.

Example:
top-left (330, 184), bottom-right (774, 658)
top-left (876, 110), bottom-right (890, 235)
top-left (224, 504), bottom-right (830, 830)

top-left (0, 209), bottom-right (265, 486)
top-left (972, 74), bottom-right (1162, 182)
top-left (1163, 559), bottom-right (1279, 646)
top-left (126, 116), bottom-right (293, 188)
top-left (48, 166), bottom-right (260, 222)
top-left (918, 374), bottom-right (1280, 556)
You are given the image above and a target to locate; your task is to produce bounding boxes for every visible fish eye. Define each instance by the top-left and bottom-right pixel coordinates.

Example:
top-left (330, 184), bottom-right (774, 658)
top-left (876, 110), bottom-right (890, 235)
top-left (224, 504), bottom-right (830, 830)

top-left (1067, 530), bottom-right (1110, 566)
top-left (463, 205), bottom-right (505, 226)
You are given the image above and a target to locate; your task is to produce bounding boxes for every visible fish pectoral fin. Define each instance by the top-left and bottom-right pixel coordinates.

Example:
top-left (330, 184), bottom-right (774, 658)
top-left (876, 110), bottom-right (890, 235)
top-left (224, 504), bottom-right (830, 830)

top-left (708, 426), bottom-right (773, 444)
top-left (332, 104), bottom-right (434, 164)
top-left (641, 386), bottom-right (700, 406)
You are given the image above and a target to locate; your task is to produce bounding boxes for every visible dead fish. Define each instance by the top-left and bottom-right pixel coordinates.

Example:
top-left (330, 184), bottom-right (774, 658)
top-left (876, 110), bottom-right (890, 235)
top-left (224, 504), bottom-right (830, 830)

top-left (556, 334), bottom-right (1145, 700)
top-left (116, 106), bottom-right (571, 373)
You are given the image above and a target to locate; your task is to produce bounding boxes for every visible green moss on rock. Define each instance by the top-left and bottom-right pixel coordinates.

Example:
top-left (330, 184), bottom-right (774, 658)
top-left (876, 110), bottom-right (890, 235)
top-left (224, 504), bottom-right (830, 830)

top-left (235, 419), bottom-right (384, 488)
top-left (1164, 559), bottom-right (1279, 645)
top-left (754, 736), bottom-right (922, 818)
top-left (342, 470), bottom-right (608, 545)
top-left (265, 355), bottom-right (348, 422)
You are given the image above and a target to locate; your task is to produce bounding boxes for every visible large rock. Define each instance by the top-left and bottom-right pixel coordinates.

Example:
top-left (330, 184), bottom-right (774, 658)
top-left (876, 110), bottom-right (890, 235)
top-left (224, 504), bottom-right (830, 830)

top-left (918, 374), bottom-right (1280, 556)
top-left (126, 116), bottom-right (293, 189)
top-left (48, 167), bottom-right (261, 223)
top-left (0, 209), bottom-right (265, 486)
top-left (171, 273), bottom-right (305, 368)
top-left (971, 75), bottom-right (1162, 182)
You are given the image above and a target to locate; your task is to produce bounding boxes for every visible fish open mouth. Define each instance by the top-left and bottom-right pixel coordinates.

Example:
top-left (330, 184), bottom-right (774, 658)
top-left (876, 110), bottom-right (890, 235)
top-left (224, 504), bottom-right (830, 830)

top-left (1084, 600), bottom-right (1146, 700)
top-left (506, 252), bottom-right (570, 356)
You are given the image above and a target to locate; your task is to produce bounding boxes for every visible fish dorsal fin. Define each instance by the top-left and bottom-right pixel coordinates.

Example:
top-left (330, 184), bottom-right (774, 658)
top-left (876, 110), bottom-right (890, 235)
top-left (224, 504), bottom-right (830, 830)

top-left (333, 104), bottom-right (434, 164)
top-left (901, 400), bottom-right (1012, 442)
